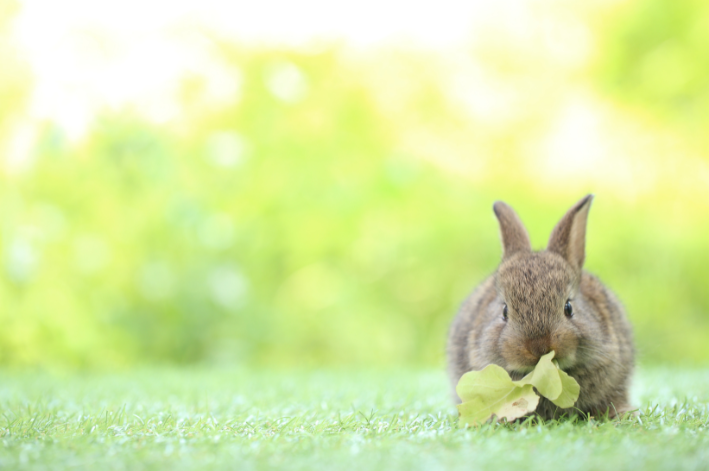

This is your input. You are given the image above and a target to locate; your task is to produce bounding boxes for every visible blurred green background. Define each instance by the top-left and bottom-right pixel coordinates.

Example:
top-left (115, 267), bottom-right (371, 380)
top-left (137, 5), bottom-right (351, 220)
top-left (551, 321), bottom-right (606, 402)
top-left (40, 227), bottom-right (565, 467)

top-left (0, 0), bottom-right (708, 369)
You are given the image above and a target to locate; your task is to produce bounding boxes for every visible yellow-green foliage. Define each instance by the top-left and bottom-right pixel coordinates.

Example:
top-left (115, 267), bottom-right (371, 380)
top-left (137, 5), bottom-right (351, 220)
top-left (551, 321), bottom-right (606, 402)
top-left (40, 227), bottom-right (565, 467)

top-left (1, 1), bottom-right (708, 369)
top-left (597, 0), bottom-right (709, 141)
top-left (457, 352), bottom-right (580, 426)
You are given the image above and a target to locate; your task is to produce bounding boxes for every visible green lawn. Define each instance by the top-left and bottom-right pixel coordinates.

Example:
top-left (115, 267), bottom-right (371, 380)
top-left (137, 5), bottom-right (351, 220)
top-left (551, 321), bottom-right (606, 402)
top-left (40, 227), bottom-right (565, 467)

top-left (1, 367), bottom-right (708, 470)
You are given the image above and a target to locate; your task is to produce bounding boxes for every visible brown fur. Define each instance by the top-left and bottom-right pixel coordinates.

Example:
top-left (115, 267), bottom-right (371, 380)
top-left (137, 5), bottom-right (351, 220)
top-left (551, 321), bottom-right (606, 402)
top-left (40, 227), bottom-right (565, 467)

top-left (447, 195), bottom-right (635, 419)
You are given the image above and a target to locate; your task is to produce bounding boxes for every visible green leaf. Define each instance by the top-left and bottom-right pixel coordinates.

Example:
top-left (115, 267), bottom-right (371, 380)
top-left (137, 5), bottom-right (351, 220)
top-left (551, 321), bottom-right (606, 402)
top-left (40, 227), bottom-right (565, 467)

top-left (551, 365), bottom-right (581, 408)
top-left (456, 364), bottom-right (540, 426)
top-left (490, 385), bottom-right (540, 422)
top-left (513, 351), bottom-right (562, 399)
top-left (456, 363), bottom-right (516, 402)
top-left (513, 350), bottom-right (580, 408)
top-left (457, 384), bottom-right (539, 426)
top-left (456, 351), bottom-right (581, 426)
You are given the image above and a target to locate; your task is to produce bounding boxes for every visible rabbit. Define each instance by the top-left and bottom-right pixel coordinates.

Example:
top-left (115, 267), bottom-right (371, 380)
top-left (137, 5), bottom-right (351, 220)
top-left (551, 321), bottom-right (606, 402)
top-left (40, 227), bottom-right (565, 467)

top-left (447, 195), bottom-right (635, 420)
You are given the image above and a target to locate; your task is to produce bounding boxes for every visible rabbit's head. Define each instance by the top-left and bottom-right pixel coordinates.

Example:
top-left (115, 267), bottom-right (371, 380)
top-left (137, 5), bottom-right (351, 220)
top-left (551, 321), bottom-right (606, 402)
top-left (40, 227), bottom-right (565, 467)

top-left (491, 195), bottom-right (596, 375)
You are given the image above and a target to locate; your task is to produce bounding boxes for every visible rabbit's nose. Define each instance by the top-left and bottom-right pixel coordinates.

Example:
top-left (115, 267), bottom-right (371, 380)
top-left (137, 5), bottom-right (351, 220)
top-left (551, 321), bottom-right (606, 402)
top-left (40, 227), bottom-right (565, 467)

top-left (525, 337), bottom-right (552, 360)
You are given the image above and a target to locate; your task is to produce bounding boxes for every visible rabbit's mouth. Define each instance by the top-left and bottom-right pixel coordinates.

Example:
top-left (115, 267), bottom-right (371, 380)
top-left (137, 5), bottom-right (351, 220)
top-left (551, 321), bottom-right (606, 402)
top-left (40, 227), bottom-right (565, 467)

top-left (555, 356), bottom-right (577, 371)
top-left (507, 367), bottom-right (535, 380)
top-left (507, 352), bottom-right (577, 379)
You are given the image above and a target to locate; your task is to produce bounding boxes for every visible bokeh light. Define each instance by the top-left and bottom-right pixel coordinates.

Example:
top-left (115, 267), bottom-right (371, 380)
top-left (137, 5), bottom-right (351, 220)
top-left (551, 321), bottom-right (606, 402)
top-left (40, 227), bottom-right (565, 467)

top-left (1, 0), bottom-right (708, 369)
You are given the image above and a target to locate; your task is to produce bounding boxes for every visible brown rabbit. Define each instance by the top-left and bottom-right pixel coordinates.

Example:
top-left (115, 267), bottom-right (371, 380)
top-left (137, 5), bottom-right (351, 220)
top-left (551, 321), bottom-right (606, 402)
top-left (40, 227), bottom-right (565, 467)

top-left (447, 195), bottom-right (634, 419)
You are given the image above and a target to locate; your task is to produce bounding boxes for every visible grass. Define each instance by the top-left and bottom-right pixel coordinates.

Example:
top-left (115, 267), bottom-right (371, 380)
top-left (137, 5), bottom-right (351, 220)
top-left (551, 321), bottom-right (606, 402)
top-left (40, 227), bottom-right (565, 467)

top-left (0, 367), bottom-right (708, 470)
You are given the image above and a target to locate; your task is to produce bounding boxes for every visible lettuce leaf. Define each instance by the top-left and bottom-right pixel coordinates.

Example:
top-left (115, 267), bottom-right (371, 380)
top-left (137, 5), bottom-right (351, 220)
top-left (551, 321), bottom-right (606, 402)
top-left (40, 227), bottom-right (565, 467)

top-left (456, 351), bottom-right (580, 425)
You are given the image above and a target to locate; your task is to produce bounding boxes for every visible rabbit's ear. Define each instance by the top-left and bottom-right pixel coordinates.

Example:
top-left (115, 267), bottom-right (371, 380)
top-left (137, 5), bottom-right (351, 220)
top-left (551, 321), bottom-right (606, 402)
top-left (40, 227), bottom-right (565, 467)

top-left (493, 201), bottom-right (532, 259)
top-left (547, 194), bottom-right (594, 272)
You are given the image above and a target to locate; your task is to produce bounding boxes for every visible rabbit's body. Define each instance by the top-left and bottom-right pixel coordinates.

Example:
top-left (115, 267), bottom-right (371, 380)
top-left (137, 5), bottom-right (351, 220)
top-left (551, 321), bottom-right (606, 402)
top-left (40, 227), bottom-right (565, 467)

top-left (447, 196), bottom-right (634, 419)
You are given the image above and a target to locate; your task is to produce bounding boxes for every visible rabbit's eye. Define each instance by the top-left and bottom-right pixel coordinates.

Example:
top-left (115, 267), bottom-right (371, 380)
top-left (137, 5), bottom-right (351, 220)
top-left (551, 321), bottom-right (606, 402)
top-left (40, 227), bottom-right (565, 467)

top-left (564, 300), bottom-right (573, 318)
top-left (502, 303), bottom-right (508, 320)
